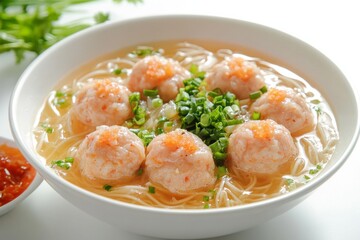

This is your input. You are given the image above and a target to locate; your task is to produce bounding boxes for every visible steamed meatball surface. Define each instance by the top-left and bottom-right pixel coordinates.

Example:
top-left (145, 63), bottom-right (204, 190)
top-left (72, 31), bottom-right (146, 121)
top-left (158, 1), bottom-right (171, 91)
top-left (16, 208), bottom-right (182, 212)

top-left (71, 79), bottom-right (132, 127)
top-left (205, 56), bottom-right (265, 100)
top-left (250, 86), bottom-right (314, 135)
top-left (128, 55), bottom-right (190, 102)
top-left (76, 125), bottom-right (145, 182)
top-left (227, 119), bottom-right (298, 174)
top-left (145, 129), bottom-right (216, 194)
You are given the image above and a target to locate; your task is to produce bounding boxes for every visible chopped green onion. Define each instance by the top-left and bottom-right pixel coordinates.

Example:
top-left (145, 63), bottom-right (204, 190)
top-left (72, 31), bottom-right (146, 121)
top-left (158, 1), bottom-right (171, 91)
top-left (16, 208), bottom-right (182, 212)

top-left (129, 128), bottom-right (140, 134)
top-left (179, 106), bottom-right (190, 115)
top-left (309, 165), bottom-right (322, 175)
top-left (129, 92), bottom-right (140, 103)
top-left (155, 127), bottom-right (164, 135)
top-left (203, 195), bottom-right (210, 202)
top-left (200, 113), bottom-right (211, 127)
top-left (112, 68), bottom-right (122, 75)
top-left (134, 115), bottom-right (146, 125)
top-left (311, 99), bottom-right (321, 104)
top-left (285, 178), bottom-right (294, 185)
top-left (183, 114), bottom-right (195, 124)
top-left (219, 137), bottom-right (229, 147)
top-left (226, 119), bottom-right (243, 126)
top-left (129, 92), bottom-right (147, 126)
top-left (304, 175), bottom-right (311, 180)
top-left (313, 106), bottom-right (322, 114)
top-left (158, 116), bottom-right (168, 123)
top-left (53, 91), bottom-right (72, 108)
top-left (143, 89), bottom-right (159, 97)
top-left (209, 141), bottom-right (222, 153)
top-left (260, 85), bottom-right (268, 93)
top-left (103, 184), bottom-right (112, 191)
top-left (216, 166), bottom-right (227, 179)
top-left (151, 98), bottom-right (163, 108)
top-left (125, 120), bottom-right (134, 128)
top-left (132, 48), bottom-right (158, 57)
top-left (249, 91), bottom-right (262, 100)
top-left (189, 63), bottom-right (206, 79)
top-left (203, 203), bottom-right (210, 209)
top-left (214, 152), bottom-right (227, 161)
top-left (136, 168), bottom-right (144, 176)
top-left (51, 157), bottom-right (74, 170)
top-left (175, 78), bottom-right (243, 166)
top-left (208, 189), bottom-right (216, 198)
top-left (41, 123), bottom-right (54, 134)
top-left (164, 121), bottom-right (173, 128)
top-left (136, 129), bottom-right (155, 146)
top-left (148, 186), bottom-right (156, 194)
top-left (251, 111), bottom-right (261, 120)
top-left (225, 92), bottom-right (236, 103)
top-left (64, 157), bottom-right (74, 163)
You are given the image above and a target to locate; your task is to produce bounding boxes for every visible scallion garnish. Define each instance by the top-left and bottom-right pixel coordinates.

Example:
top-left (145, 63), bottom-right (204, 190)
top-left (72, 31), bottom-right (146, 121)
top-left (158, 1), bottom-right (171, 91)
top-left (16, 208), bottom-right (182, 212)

top-left (151, 98), bottom-right (163, 108)
top-left (216, 166), bottom-right (227, 179)
top-left (131, 48), bottom-right (158, 57)
top-left (103, 184), bottom-right (112, 191)
top-left (53, 91), bottom-right (72, 108)
top-left (136, 168), bottom-right (144, 176)
top-left (143, 89), bottom-right (159, 97)
top-left (203, 195), bottom-right (210, 202)
top-left (309, 164), bottom-right (322, 175)
top-left (203, 203), bottom-right (210, 209)
top-left (148, 186), bottom-right (156, 194)
top-left (51, 157), bottom-right (74, 170)
top-left (260, 85), bottom-right (268, 93)
top-left (285, 178), bottom-right (294, 185)
top-left (249, 91), bottom-right (262, 100)
top-left (251, 111), bottom-right (261, 120)
top-left (189, 64), bottom-right (206, 79)
top-left (41, 123), bottom-right (54, 134)
top-left (175, 77), bottom-right (245, 166)
top-left (135, 129), bottom-right (155, 146)
top-left (112, 68), bottom-right (122, 75)
top-left (129, 92), bottom-right (146, 126)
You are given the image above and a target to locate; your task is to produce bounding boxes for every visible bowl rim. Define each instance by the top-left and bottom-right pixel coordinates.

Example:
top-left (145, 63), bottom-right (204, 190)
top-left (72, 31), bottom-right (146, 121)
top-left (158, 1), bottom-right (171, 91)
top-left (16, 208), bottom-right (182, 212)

top-left (9, 14), bottom-right (360, 215)
top-left (0, 136), bottom-right (43, 216)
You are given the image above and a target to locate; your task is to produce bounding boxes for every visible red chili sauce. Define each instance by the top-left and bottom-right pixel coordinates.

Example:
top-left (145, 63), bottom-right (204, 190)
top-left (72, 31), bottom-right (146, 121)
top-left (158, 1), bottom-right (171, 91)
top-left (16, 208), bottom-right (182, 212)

top-left (0, 144), bottom-right (36, 207)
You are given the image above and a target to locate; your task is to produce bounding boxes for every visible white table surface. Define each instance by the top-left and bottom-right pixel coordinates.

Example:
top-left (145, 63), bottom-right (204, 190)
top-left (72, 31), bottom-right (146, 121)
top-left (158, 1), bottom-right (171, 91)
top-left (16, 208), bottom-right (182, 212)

top-left (1, 0), bottom-right (359, 239)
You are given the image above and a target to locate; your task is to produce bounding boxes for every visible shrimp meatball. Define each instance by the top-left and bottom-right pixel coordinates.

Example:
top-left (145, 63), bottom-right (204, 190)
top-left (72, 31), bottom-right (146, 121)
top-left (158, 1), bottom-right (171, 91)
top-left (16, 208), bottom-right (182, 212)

top-left (145, 129), bottom-right (216, 194)
top-left (227, 119), bottom-right (298, 174)
top-left (250, 86), bottom-right (314, 135)
top-left (71, 79), bottom-right (132, 127)
top-left (205, 55), bottom-right (265, 100)
top-left (128, 55), bottom-right (190, 102)
top-left (76, 125), bottom-right (145, 182)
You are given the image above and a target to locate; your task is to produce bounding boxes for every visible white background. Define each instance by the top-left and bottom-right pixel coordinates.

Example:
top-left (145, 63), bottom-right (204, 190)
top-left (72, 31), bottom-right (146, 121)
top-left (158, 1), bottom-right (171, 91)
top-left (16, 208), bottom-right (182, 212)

top-left (1, 0), bottom-right (359, 239)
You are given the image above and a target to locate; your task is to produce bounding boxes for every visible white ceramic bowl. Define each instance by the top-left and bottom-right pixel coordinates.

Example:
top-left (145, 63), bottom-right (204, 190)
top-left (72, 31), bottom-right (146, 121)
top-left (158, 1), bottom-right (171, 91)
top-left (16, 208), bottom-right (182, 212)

top-left (0, 136), bottom-right (42, 216)
top-left (9, 15), bottom-right (359, 239)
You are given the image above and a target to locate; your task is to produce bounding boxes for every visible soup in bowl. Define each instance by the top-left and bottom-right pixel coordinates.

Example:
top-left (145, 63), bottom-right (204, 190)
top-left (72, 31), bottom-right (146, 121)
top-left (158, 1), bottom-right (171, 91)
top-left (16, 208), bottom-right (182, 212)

top-left (9, 15), bottom-right (359, 239)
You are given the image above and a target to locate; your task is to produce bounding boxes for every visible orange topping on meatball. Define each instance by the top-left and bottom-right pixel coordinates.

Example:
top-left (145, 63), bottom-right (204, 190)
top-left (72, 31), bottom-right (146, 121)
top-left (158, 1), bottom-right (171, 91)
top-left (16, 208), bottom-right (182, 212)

top-left (228, 57), bottom-right (254, 81)
top-left (95, 79), bottom-right (120, 97)
top-left (145, 58), bottom-right (174, 84)
top-left (248, 120), bottom-right (274, 139)
top-left (268, 88), bottom-right (287, 103)
top-left (163, 131), bottom-right (198, 154)
top-left (96, 130), bottom-right (118, 147)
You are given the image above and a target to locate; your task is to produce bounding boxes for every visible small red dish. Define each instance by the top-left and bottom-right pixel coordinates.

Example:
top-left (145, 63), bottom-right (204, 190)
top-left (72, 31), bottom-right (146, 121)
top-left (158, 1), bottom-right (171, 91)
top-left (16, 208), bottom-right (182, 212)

top-left (0, 136), bottom-right (42, 216)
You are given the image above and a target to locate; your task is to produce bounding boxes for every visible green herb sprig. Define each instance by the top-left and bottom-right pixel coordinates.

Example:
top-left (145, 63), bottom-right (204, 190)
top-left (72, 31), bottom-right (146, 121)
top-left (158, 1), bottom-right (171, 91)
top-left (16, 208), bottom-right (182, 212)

top-left (0, 0), bottom-right (142, 63)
